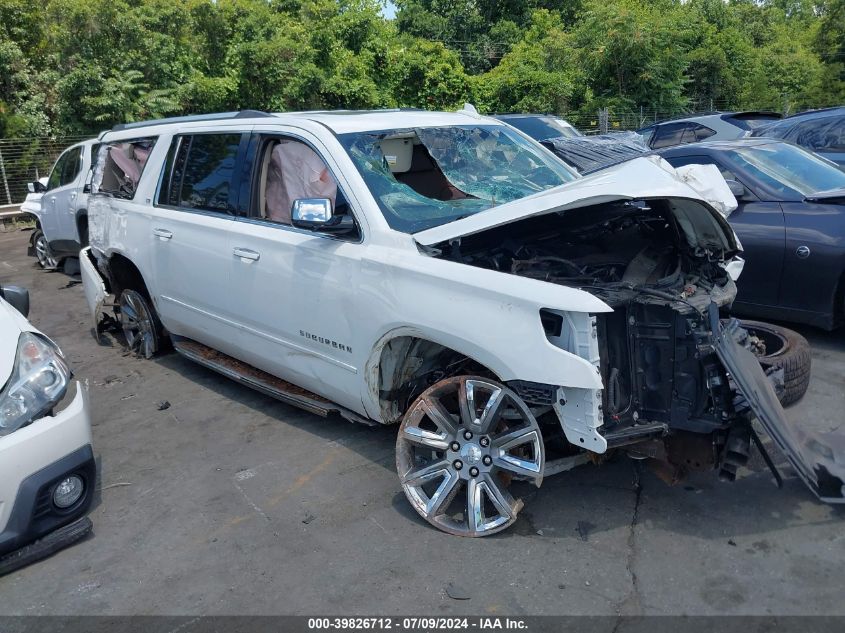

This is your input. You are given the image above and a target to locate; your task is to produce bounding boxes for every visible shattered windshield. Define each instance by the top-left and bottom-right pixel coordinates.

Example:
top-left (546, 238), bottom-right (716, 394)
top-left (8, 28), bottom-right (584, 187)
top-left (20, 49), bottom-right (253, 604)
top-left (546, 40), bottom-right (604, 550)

top-left (338, 125), bottom-right (576, 233)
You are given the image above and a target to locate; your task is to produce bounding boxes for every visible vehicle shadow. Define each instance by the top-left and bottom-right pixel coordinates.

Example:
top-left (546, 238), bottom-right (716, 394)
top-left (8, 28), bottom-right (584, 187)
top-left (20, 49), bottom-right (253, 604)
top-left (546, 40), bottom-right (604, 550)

top-left (151, 346), bottom-right (845, 543)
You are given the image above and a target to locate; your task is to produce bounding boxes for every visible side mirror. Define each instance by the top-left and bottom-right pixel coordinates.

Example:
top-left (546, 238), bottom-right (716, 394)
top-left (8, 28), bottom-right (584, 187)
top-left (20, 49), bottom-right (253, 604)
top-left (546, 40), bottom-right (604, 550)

top-left (28, 181), bottom-right (47, 194)
top-left (725, 179), bottom-right (746, 199)
top-left (291, 198), bottom-right (355, 234)
top-left (0, 286), bottom-right (30, 318)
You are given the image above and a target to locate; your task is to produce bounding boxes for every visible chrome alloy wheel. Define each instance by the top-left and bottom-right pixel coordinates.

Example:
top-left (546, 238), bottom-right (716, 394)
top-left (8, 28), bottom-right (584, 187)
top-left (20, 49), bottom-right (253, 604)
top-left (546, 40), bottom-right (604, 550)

top-left (119, 289), bottom-right (158, 359)
top-left (396, 376), bottom-right (544, 537)
top-left (34, 232), bottom-right (58, 269)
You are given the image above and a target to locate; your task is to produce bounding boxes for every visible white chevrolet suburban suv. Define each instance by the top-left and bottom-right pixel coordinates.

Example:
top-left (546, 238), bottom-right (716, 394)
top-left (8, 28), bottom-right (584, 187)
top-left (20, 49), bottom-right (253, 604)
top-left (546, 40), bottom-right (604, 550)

top-left (80, 109), bottom-right (844, 536)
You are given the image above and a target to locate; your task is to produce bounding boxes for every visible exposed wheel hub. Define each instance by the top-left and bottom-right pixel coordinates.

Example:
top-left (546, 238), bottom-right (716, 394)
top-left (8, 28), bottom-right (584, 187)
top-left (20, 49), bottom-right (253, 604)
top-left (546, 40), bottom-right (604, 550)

top-left (396, 376), bottom-right (545, 537)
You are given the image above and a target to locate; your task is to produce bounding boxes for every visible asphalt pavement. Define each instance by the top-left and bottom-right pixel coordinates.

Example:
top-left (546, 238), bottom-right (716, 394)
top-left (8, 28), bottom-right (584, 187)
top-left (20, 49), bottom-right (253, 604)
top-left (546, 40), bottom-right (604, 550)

top-left (0, 227), bottom-right (843, 616)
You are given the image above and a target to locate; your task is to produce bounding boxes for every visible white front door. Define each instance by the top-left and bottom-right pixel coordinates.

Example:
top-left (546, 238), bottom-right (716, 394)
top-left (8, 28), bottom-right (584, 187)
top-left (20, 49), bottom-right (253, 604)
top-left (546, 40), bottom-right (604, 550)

top-left (226, 132), bottom-right (365, 412)
top-left (228, 219), bottom-right (364, 411)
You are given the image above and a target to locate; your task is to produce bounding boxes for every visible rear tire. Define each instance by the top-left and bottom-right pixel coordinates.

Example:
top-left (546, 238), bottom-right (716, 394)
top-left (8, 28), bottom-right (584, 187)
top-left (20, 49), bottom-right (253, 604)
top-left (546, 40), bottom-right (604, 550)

top-left (118, 289), bottom-right (163, 359)
top-left (740, 320), bottom-right (811, 406)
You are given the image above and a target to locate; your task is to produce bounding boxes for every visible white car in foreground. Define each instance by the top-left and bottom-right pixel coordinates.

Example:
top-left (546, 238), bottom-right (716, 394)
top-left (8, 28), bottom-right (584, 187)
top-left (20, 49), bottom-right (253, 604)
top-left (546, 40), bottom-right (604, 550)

top-left (0, 286), bottom-right (95, 574)
top-left (81, 109), bottom-right (843, 537)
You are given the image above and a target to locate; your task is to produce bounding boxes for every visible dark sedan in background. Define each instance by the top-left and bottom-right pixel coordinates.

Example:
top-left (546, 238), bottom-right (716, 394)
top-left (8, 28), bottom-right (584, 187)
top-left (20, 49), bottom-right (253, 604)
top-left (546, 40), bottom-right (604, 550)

top-left (659, 139), bottom-right (845, 330)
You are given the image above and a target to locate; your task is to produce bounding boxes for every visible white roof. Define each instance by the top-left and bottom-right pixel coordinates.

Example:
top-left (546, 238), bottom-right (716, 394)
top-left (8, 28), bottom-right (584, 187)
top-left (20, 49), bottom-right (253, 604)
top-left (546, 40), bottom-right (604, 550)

top-left (272, 110), bottom-right (497, 134)
top-left (99, 109), bottom-right (506, 141)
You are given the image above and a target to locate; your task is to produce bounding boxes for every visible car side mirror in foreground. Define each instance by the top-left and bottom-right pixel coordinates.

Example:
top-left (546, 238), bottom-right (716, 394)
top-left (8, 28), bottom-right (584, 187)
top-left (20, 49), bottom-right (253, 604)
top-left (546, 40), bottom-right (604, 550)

top-left (28, 181), bottom-right (47, 194)
top-left (725, 179), bottom-right (746, 199)
top-left (291, 198), bottom-right (355, 234)
top-left (0, 285), bottom-right (30, 318)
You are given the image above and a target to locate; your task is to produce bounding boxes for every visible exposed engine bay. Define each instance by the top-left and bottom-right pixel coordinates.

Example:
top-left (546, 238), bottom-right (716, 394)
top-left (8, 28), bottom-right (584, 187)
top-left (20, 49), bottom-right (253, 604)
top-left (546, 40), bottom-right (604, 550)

top-left (439, 197), bottom-right (739, 311)
top-left (434, 197), bottom-right (746, 478)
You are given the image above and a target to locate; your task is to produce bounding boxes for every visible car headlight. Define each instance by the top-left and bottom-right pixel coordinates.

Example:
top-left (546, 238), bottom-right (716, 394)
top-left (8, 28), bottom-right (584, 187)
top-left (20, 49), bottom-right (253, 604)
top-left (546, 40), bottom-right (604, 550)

top-left (0, 332), bottom-right (71, 436)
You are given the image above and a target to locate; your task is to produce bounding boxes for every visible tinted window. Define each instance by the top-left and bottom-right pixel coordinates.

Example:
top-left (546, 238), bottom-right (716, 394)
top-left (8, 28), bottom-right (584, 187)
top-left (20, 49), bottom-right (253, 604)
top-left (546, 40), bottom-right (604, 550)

top-left (684, 123), bottom-right (716, 143)
top-left (650, 123), bottom-right (688, 149)
top-left (160, 134), bottom-right (241, 212)
top-left (61, 147), bottom-right (83, 185)
top-left (47, 147), bottom-right (81, 189)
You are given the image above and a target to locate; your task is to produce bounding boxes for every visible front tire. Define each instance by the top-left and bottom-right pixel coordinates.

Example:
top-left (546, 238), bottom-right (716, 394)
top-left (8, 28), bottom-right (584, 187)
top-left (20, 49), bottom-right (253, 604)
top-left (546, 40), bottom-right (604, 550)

top-left (396, 376), bottom-right (544, 537)
top-left (118, 289), bottom-right (162, 359)
top-left (33, 230), bottom-right (58, 269)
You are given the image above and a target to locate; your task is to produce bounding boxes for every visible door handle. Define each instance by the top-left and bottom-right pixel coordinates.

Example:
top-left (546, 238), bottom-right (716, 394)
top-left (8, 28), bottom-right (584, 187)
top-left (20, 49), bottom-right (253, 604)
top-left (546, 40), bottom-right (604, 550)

top-left (233, 247), bottom-right (260, 262)
top-left (796, 245), bottom-right (811, 259)
top-left (153, 228), bottom-right (173, 240)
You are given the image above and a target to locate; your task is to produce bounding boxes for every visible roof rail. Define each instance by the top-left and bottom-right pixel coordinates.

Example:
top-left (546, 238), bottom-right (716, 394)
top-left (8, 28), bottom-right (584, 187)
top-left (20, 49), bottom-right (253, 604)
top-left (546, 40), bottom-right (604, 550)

top-left (110, 110), bottom-right (274, 132)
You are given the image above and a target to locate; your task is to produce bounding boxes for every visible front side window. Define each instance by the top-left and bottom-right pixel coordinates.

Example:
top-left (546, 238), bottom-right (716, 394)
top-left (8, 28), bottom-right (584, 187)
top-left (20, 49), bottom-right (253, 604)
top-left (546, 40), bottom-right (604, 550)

top-left (252, 137), bottom-right (350, 227)
top-left (338, 124), bottom-right (576, 233)
top-left (721, 142), bottom-right (845, 199)
top-left (47, 147), bottom-right (81, 190)
top-left (93, 137), bottom-right (157, 199)
top-left (159, 134), bottom-right (242, 212)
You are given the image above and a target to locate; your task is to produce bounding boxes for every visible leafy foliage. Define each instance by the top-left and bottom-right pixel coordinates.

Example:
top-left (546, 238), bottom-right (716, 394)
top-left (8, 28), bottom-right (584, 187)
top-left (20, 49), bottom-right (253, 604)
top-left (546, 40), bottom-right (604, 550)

top-left (0, 0), bottom-right (842, 137)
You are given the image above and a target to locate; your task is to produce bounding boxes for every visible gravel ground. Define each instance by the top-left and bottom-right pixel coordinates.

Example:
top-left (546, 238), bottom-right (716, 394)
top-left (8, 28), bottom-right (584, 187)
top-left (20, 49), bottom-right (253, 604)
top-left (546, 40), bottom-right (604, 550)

top-left (0, 227), bottom-right (843, 616)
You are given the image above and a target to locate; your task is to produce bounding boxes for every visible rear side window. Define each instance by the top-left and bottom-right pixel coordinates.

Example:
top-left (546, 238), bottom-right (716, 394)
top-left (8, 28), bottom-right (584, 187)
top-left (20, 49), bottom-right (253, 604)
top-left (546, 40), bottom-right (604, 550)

top-left (158, 134), bottom-right (242, 212)
top-left (650, 123), bottom-right (688, 149)
top-left (93, 137), bottom-right (157, 199)
top-left (683, 123), bottom-right (716, 143)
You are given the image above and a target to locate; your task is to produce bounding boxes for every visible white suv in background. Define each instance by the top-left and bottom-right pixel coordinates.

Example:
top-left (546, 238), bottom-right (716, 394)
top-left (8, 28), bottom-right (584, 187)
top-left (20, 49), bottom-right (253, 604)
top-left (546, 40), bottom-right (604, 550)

top-left (80, 109), bottom-right (844, 537)
top-left (24, 138), bottom-right (99, 270)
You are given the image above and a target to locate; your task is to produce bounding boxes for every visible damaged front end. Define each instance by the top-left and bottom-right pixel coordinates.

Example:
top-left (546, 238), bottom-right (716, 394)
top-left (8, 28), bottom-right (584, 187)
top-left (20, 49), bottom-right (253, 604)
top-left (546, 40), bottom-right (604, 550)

top-left (429, 194), bottom-right (844, 503)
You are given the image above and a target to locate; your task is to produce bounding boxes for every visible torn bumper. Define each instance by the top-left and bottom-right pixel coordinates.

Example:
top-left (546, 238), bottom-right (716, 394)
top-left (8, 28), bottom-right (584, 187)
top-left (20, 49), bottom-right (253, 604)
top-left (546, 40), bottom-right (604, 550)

top-left (79, 246), bottom-right (112, 333)
top-left (716, 319), bottom-right (845, 503)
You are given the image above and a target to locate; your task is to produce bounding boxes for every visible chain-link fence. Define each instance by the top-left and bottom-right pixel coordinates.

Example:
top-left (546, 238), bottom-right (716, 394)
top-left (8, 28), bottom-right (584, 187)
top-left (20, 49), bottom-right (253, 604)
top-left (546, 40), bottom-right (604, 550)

top-left (0, 136), bottom-right (89, 205)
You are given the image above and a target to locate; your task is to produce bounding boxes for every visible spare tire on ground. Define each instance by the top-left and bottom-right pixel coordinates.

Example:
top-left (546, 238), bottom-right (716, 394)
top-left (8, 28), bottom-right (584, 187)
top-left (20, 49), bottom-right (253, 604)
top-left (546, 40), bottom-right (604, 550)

top-left (738, 319), bottom-right (812, 406)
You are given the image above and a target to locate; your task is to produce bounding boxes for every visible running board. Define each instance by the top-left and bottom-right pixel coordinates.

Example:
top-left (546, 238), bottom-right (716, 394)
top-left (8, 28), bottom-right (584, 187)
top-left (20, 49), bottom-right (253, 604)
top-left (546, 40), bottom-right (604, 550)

top-left (172, 338), bottom-right (375, 424)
